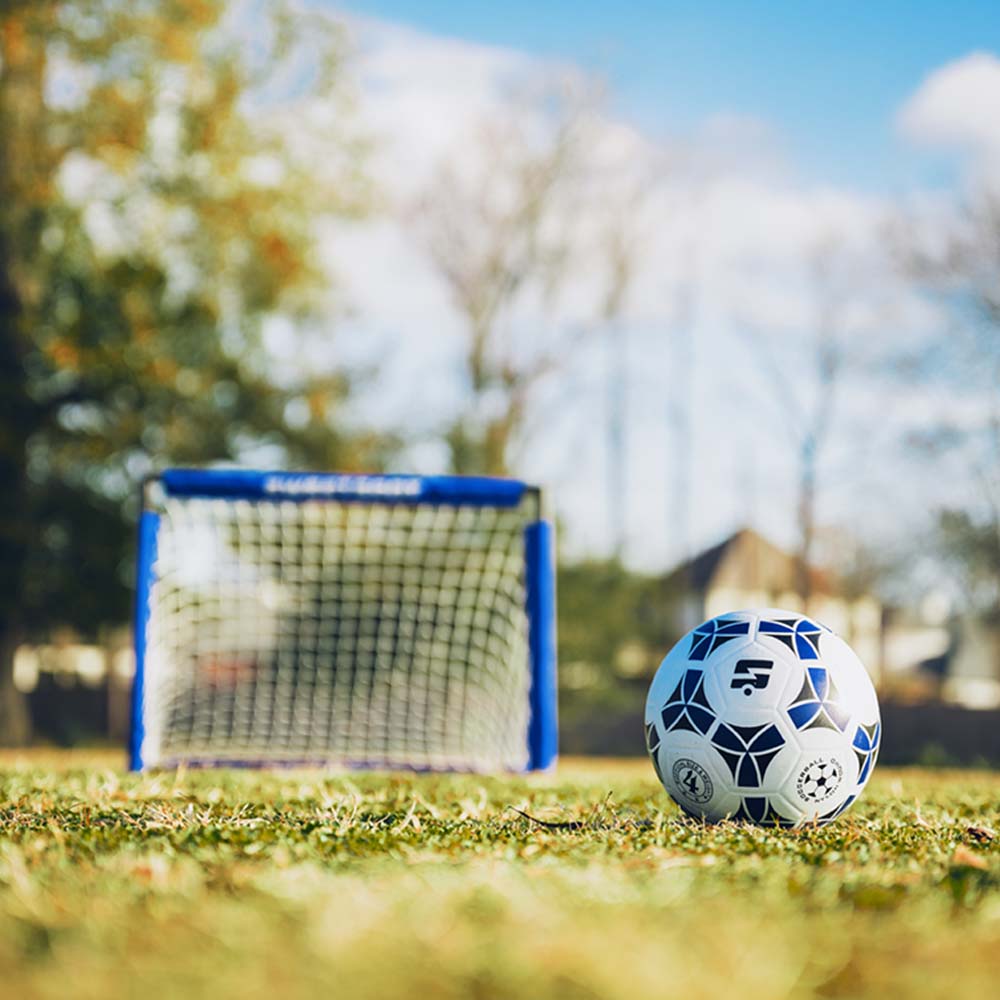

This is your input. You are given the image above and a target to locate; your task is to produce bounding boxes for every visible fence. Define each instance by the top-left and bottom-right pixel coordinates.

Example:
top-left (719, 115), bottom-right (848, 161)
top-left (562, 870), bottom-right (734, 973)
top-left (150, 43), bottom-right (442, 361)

top-left (560, 694), bottom-right (1000, 767)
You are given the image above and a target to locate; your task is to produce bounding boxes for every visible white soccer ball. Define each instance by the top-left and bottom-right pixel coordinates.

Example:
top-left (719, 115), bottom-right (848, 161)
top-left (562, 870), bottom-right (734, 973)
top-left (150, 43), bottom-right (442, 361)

top-left (644, 609), bottom-right (880, 826)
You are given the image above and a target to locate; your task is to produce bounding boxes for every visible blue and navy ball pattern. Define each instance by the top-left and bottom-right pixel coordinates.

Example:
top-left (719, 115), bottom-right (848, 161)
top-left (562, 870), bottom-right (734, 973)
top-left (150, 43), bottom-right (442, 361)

top-left (710, 722), bottom-right (785, 788)
top-left (733, 796), bottom-right (797, 827)
top-left (852, 721), bottom-right (881, 783)
top-left (688, 618), bottom-right (750, 660)
top-left (787, 666), bottom-right (852, 733)
top-left (758, 617), bottom-right (824, 659)
top-left (647, 612), bottom-right (880, 826)
top-left (660, 669), bottom-right (717, 735)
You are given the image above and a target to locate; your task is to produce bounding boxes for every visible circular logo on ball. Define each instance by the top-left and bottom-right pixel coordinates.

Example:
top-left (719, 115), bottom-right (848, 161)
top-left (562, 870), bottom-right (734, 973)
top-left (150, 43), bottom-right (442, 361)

top-left (672, 759), bottom-right (714, 804)
top-left (796, 758), bottom-right (844, 803)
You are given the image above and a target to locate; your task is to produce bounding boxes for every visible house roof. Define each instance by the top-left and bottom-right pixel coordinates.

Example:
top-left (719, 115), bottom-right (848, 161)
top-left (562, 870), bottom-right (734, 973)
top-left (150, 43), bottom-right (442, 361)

top-left (664, 527), bottom-right (833, 595)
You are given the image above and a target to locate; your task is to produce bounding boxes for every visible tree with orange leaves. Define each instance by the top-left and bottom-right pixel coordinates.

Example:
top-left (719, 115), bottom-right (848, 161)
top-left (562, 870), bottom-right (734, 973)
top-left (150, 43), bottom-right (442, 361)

top-left (0, 0), bottom-right (387, 743)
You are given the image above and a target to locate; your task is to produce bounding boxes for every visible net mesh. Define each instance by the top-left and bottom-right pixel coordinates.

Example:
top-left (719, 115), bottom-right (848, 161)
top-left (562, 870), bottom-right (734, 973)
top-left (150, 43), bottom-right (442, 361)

top-left (140, 493), bottom-right (536, 770)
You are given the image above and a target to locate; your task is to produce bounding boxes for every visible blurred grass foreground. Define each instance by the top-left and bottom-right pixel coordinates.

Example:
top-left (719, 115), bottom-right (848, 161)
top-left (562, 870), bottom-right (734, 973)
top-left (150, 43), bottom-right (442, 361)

top-left (0, 755), bottom-right (997, 999)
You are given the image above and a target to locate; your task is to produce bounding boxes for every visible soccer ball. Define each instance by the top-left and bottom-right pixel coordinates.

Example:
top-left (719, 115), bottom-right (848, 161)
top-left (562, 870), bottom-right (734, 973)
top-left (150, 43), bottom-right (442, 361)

top-left (644, 609), bottom-right (880, 826)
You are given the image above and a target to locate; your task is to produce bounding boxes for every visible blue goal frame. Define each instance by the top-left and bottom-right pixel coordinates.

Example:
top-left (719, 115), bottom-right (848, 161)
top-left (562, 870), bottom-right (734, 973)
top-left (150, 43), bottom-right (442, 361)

top-left (131, 469), bottom-right (558, 772)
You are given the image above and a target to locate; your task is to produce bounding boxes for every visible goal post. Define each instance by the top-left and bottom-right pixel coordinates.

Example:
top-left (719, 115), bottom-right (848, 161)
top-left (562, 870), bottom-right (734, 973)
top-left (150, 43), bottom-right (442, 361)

top-left (130, 469), bottom-right (557, 772)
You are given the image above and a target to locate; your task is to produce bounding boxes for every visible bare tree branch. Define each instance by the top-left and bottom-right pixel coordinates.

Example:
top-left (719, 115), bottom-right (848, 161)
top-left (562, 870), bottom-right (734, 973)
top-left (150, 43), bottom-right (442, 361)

top-left (407, 76), bottom-right (598, 475)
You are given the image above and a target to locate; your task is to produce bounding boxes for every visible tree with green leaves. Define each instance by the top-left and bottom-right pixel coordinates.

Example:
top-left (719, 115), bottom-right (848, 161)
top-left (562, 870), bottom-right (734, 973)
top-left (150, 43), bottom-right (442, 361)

top-left (0, 0), bottom-right (388, 744)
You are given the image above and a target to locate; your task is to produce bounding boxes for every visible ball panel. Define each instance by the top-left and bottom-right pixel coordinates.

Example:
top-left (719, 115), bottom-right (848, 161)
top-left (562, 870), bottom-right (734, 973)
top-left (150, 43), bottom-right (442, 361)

top-left (729, 793), bottom-right (797, 827)
top-left (761, 789), bottom-right (811, 828)
top-left (645, 642), bottom-right (692, 721)
top-left (684, 613), bottom-right (755, 663)
top-left (818, 634), bottom-right (880, 725)
top-left (702, 637), bottom-right (805, 719)
top-left (707, 716), bottom-right (800, 796)
top-left (656, 741), bottom-right (733, 821)
top-left (792, 756), bottom-right (851, 818)
top-left (850, 718), bottom-right (881, 789)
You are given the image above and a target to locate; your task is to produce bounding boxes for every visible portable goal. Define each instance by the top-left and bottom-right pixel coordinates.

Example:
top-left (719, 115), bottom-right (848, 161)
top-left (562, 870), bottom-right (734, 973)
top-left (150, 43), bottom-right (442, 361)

top-left (130, 470), bottom-right (557, 771)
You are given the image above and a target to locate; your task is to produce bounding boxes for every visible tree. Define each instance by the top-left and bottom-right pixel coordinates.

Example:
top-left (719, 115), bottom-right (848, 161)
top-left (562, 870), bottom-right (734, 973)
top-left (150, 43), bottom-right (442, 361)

top-left (0, 0), bottom-right (387, 743)
top-left (739, 241), bottom-right (851, 606)
top-left (938, 510), bottom-right (1000, 625)
top-left (409, 80), bottom-right (592, 476)
top-left (901, 184), bottom-right (1000, 623)
top-left (557, 558), bottom-right (681, 679)
top-left (593, 157), bottom-right (656, 560)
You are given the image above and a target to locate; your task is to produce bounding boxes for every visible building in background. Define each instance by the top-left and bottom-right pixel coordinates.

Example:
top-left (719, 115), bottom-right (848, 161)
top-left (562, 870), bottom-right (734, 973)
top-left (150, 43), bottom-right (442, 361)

top-left (660, 528), bottom-right (953, 691)
top-left (943, 616), bottom-right (1000, 709)
top-left (12, 527), bottom-right (999, 747)
top-left (12, 628), bottom-right (133, 744)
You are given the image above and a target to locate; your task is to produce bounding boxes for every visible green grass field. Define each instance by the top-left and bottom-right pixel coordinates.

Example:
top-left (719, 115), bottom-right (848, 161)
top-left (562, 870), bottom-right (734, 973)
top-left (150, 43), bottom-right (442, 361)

top-left (0, 754), bottom-right (997, 1000)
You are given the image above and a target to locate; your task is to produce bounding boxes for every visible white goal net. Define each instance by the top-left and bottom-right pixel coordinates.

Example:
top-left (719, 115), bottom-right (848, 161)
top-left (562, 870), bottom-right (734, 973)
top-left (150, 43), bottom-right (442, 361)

top-left (132, 471), bottom-right (556, 772)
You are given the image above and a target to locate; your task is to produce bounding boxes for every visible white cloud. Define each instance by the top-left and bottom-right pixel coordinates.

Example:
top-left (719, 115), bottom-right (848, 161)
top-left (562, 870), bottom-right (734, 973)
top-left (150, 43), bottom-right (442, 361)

top-left (898, 52), bottom-right (1000, 161)
top-left (304, 12), bottom-right (950, 568)
top-left (340, 15), bottom-right (542, 195)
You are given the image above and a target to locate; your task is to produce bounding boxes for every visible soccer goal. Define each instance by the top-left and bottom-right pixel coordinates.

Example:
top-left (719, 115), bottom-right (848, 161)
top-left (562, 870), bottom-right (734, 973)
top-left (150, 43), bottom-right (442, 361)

top-left (130, 470), bottom-right (557, 772)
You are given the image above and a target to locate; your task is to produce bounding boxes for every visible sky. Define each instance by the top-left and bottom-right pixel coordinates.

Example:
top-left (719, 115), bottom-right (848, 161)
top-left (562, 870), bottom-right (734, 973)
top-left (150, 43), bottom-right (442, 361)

top-left (329, 0), bottom-right (1000, 191)
top-left (252, 3), bottom-right (1000, 575)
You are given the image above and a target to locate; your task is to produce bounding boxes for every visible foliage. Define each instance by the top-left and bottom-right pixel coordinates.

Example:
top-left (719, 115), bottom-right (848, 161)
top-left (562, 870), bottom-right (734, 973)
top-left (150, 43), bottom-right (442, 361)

top-left (938, 509), bottom-right (1000, 625)
top-left (0, 1), bottom-right (389, 740)
top-left (902, 185), bottom-right (1000, 624)
top-left (0, 755), bottom-right (997, 998)
top-left (557, 559), bottom-right (679, 688)
top-left (556, 560), bottom-right (683, 755)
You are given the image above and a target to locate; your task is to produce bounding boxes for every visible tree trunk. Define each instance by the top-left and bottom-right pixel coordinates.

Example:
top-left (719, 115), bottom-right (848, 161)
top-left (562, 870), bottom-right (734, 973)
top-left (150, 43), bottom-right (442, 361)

top-left (0, 4), bottom-right (53, 745)
top-left (0, 222), bottom-right (34, 745)
top-left (483, 417), bottom-right (511, 477)
top-left (0, 265), bottom-right (34, 744)
top-left (0, 624), bottom-right (31, 747)
top-left (796, 436), bottom-right (817, 610)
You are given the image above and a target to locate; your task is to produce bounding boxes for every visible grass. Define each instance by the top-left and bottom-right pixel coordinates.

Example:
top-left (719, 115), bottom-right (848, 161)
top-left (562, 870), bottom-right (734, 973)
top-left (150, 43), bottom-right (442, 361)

top-left (0, 753), bottom-right (997, 999)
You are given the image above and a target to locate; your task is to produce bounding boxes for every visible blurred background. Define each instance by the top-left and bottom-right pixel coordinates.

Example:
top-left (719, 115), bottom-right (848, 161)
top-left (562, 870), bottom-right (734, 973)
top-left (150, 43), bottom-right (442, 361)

top-left (2, 0), bottom-right (999, 764)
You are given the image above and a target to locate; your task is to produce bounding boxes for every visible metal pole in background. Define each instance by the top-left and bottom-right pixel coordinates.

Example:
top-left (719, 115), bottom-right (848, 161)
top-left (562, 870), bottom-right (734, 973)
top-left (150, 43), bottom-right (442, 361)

top-left (669, 246), bottom-right (697, 574)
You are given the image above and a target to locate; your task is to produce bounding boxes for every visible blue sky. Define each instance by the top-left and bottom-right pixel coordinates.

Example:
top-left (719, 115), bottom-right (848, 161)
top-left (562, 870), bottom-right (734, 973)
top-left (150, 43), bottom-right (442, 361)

top-left (333, 0), bottom-right (1000, 191)
top-left (306, 1), bottom-right (1000, 565)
